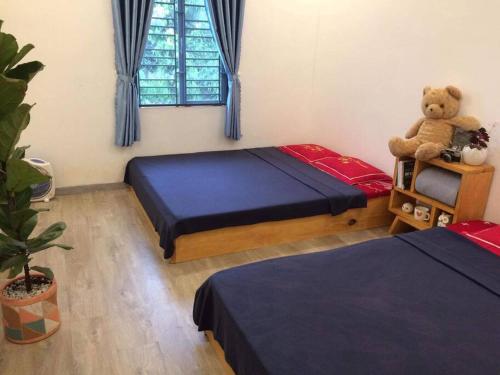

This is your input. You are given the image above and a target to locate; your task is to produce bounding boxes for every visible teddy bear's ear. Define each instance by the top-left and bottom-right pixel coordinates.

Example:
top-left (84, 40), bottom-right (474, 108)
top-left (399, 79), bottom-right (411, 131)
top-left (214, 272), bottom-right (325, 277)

top-left (446, 85), bottom-right (462, 100)
top-left (423, 86), bottom-right (432, 96)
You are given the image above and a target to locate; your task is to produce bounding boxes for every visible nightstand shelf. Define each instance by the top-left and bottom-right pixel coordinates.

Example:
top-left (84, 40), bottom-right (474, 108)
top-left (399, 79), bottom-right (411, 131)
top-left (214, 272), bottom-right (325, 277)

top-left (393, 187), bottom-right (456, 214)
top-left (389, 207), bottom-right (432, 231)
top-left (388, 157), bottom-right (494, 235)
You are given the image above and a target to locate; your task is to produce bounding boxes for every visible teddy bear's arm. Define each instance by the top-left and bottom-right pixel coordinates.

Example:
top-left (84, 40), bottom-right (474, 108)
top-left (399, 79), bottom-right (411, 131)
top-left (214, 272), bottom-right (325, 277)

top-left (447, 116), bottom-right (481, 131)
top-left (405, 118), bottom-right (426, 138)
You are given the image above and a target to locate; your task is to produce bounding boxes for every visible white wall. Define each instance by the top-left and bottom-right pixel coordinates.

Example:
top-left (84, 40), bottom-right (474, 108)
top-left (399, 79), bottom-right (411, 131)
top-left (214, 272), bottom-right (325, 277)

top-left (1, 0), bottom-right (318, 187)
top-left (2, 0), bottom-right (499, 222)
top-left (309, 0), bottom-right (500, 222)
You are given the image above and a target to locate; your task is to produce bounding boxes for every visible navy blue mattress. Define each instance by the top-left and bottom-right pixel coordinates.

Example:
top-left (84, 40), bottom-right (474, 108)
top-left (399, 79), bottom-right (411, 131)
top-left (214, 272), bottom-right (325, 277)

top-left (125, 147), bottom-right (366, 258)
top-left (193, 228), bottom-right (500, 375)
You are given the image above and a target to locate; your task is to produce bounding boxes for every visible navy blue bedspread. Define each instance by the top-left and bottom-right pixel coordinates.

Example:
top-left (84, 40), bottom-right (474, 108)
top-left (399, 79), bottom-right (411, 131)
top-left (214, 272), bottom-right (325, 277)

top-left (125, 147), bottom-right (366, 258)
top-left (193, 228), bottom-right (500, 375)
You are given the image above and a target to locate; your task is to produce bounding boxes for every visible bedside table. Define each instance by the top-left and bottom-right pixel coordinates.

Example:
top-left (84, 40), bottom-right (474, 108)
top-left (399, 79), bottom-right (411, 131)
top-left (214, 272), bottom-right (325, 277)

top-left (388, 157), bottom-right (494, 234)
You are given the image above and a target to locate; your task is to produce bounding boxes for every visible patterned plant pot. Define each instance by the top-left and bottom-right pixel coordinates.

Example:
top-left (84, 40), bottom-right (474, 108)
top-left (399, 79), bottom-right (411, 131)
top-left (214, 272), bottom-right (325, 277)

top-left (1, 274), bottom-right (61, 344)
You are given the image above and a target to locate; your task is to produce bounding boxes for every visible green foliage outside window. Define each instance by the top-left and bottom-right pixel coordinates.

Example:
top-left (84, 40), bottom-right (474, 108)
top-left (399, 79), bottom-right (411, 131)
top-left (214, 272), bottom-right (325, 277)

top-left (139, 0), bottom-right (226, 105)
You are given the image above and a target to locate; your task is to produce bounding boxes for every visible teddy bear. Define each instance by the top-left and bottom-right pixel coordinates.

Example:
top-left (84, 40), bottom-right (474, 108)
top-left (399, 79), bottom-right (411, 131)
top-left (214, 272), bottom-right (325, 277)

top-left (388, 86), bottom-right (481, 161)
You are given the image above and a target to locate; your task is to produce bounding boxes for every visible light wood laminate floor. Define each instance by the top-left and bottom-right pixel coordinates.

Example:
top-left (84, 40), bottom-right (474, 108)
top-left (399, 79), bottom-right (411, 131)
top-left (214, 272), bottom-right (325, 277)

top-left (0, 187), bottom-right (389, 375)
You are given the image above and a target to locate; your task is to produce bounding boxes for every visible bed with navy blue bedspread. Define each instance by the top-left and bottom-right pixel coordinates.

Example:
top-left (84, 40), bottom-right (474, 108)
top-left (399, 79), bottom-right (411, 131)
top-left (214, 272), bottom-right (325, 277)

top-left (125, 147), bottom-right (366, 258)
top-left (193, 228), bottom-right (500, 375)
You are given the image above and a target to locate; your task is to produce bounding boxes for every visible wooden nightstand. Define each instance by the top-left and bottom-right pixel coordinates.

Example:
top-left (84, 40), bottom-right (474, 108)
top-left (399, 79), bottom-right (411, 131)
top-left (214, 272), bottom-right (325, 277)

top-left (388, 157), bottom-right (494, 234)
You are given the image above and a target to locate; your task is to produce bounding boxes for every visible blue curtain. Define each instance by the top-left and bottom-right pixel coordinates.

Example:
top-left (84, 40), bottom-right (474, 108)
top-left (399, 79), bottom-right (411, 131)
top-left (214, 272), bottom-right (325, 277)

top-left (112, 0), bottom-right (154, 147)
top-left (205, 0), bottom-right (246, 140)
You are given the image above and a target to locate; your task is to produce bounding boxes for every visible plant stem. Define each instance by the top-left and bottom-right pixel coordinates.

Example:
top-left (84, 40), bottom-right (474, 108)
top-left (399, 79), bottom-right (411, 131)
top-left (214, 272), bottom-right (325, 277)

top-left (24, 264), bottom-right (32, 293)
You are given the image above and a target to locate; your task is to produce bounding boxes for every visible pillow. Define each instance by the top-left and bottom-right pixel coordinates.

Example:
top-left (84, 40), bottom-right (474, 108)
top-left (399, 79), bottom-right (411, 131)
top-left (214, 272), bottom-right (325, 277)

top-left (279, 144), bottom-right (341, 163)
top-left (355, 180), bottom-right (393, 199)
top-left (447, 220), bottom-right (497, 235)
top-left (464, 226), bottom-right (500, 256)
top-left (313, 156), bottom-right (392, 185)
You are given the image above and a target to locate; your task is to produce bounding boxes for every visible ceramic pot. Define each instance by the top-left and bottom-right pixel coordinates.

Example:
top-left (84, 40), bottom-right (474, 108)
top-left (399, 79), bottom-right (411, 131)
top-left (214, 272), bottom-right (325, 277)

top-left (0, 274), bottom-right (60, 344)
top-left (462, 146), bottom-right (487, 166)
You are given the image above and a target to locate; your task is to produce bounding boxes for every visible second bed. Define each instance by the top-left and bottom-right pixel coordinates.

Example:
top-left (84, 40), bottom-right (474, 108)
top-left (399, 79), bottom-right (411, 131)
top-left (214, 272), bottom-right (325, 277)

top-left (194, 221), bottom-right (500, 374)
top-left (125, 144), bottom-right (393, 262)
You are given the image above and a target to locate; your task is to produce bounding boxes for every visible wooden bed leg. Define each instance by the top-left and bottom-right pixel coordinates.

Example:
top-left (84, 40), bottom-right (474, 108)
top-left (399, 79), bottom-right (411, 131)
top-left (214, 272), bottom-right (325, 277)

top-left (388, 217), bottom-right (414, 235)
top-left (205, 331), bottom-right (235, 375)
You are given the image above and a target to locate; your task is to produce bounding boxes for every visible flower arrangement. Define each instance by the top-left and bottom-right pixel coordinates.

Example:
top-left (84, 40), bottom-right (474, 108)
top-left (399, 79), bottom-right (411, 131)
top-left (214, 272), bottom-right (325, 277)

top-left (468, 127), bottom-right (490, 150)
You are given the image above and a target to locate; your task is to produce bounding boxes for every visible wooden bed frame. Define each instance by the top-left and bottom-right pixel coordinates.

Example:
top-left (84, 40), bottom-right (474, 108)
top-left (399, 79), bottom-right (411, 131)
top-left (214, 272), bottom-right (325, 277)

top-left (205, 331), bottom-right (235, 375)
top-left (130, 188), bottom-right (393, 263)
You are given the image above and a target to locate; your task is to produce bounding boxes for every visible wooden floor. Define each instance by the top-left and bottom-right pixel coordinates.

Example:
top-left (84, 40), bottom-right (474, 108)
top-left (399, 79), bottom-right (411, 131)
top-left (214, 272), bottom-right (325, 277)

top-left (0, 187), bottom-right (389, 375)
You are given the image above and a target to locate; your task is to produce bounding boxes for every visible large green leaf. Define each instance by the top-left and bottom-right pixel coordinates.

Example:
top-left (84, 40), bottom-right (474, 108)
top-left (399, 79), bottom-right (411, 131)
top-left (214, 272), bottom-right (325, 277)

top-left (5, 159), bottom-right (49, 192)
top-left (0, 32), bottom-right (18, 72)
top-left (0, 103), bottom-right (31, 161)
top-left (30, 265), bottom-right (53, 280)
top-left (0, 184), bottom-right (7, 204)
top-left (0, 240), bottom-right (22, 257)
top-left (14, 187), bottom-right (32, 210)
top-left (0, 74), bottom-right (27, 118)
top-left (10, 207), bottom-right (38, 230)
top-left (27, 222), bottom-right (67, 249)
top-left (11, 145), bottom-right (30, 160)
top-left (0, 232), bottom-right (27, 249)
top-left (0, 215), bottom-right (29, 252)
top-left (6, 44), bottom-right (34, 70)
top-left (0, 206), bottom-right (17, 238)
top-left (0, 251), bottom-right (11, 265)
top-left (0, 253), bottom-right (27, 272)
top-left (7, 259), bottom-right (25, 279)
top-left (29, 243), bottom-right (73, 254)
top-left (6, 61), bottom-right (44, 83)
top-left (19, 213), bottom-right (37, 240)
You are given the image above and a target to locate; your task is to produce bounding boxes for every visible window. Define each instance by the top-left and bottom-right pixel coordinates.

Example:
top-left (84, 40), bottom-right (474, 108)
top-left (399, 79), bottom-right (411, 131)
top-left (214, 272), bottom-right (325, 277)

top-left (138, 0), bottom-right (227, 106)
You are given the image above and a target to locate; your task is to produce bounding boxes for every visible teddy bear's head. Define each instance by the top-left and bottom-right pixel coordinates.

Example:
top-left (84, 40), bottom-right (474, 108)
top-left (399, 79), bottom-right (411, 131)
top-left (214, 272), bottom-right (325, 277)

top-left (421, 86), bottom-right (462, 120)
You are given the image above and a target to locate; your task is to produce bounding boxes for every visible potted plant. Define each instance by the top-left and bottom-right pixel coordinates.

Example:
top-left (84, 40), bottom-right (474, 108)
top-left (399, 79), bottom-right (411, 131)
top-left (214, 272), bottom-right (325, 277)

top-left (462, 127), bottom-right (490, 166)
top-left (0, 20), bottom-right (72, 344)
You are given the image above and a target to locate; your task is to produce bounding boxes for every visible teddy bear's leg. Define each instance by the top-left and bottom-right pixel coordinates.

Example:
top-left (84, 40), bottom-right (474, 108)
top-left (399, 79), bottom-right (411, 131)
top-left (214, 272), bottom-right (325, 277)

top-left (414, 142), bottom-right (445, 161)
top-left (388, 137), bottom-right (421, 157)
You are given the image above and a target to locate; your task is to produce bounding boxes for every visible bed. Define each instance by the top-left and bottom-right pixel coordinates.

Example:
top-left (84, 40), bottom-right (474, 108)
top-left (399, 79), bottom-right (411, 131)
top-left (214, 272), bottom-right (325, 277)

top-left (125, 145), bottom-right (393, 262)
top-left (193, 221), bottom-right (500, 375)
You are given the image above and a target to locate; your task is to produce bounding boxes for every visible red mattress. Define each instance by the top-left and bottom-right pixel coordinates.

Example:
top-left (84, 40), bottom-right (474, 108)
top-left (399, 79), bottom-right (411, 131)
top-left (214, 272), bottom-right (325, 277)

top-left (279, 144), bottom-right (393, 199)
top-left (448, 220), bottom-right (500, 256)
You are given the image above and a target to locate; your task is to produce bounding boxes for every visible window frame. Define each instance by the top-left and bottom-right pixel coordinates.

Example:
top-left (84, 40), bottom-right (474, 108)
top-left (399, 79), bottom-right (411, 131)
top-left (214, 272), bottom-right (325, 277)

top-left (138, 0), bottom-right (228, 108)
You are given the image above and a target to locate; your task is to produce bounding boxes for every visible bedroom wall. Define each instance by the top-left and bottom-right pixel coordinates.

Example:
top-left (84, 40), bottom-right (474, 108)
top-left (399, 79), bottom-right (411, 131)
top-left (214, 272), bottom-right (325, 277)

top-left (309, 0), bottom-right (500, 222)
top-left (2, 0), bottom-right (499, 222)
top-left (1, 0), bottom-right (319, 187)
